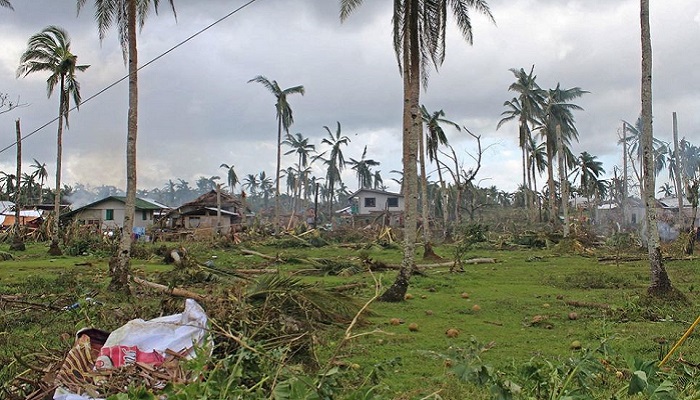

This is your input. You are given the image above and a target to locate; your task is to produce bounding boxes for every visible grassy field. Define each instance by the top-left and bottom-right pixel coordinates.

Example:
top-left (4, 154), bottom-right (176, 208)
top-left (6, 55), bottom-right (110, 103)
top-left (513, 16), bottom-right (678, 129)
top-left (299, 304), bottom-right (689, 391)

top-left (1, 240), bottom-right (699, 399)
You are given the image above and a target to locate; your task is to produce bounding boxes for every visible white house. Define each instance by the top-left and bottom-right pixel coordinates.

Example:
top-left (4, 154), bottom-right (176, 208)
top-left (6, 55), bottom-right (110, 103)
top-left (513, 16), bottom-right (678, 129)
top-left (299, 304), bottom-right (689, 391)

top-left (346, 188), bottom-right (404, 226)
top-left (62, 196), bottom-right (168, 235)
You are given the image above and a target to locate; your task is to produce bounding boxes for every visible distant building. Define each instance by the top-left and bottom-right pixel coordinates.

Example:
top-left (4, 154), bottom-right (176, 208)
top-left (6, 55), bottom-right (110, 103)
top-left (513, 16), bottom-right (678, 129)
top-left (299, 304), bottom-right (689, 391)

top-left (161, 190), bottom-right (244, 235)
top-left (62, 196), bottom-right (169, 234)
top-left (347, 188), bottom-right (404, 226)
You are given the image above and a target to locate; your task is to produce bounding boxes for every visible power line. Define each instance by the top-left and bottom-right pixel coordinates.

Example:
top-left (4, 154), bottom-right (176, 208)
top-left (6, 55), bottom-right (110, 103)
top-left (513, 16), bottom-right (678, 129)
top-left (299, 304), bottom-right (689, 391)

top-left (1, 0), bottom-right (261, 155)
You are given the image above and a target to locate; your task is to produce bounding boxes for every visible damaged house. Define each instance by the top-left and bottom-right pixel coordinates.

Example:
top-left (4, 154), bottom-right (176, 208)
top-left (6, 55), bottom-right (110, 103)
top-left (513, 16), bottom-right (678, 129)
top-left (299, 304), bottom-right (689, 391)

top-left (162, 190), bottom-right (245, 236)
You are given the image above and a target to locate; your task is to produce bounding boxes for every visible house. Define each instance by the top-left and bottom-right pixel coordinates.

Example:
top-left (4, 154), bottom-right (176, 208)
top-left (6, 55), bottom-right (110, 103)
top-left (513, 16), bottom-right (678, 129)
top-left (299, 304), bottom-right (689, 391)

top-left (162, 190), bottom-right (244, 235)
top-left (62, 196), bottom-right (168, 235)
top-left (347, 188), bottom-right (404, 226)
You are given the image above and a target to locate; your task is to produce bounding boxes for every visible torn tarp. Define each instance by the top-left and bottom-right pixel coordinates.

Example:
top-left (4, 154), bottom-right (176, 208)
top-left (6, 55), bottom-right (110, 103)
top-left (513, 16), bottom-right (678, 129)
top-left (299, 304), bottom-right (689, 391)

top-left (53, 298), bottom-right (210, 400)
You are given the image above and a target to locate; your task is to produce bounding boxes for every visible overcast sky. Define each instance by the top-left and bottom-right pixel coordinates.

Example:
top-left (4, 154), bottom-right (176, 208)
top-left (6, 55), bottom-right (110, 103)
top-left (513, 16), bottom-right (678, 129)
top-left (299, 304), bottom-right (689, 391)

top-left (1, 0), bottom-right (699, 196)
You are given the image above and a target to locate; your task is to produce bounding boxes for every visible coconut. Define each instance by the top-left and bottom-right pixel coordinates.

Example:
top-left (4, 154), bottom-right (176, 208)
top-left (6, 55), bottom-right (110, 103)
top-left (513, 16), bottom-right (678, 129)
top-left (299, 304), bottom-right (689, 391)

top-left (471, 304), bottom-right (481, 312)
top-left (570, 340), bottom-right (582, 350)
top-left (568, 312), bottom-right (579, 320)
top-left (404, 293), bottom-right (414, 300)
top-left (389, 318), bottom-right (402, 326)
top-left (461, 292), bottom-right (470, 299)
top-left (445, 328), bottom-right (460, 338)
top-left (408, 322), bottom-right (419, 332)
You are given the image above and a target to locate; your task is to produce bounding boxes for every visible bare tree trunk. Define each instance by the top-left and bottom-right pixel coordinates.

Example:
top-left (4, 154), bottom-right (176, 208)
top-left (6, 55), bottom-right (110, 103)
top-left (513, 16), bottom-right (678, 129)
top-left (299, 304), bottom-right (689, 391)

top-left (274, 117), bottom-right (282, 234)
top-left (557, 124), bottom-right (570, 237)
top-left (672, 112), bottom-right (684, 225)
top-left (10, 119), bottom-right (25, 251)
top-left (380, 0), bottom-right (418, 302)
top-left (641, 0), bottom-right (672, 296)
top-left (546, 140), bottom-right (557, 225)
top-left (216, 183), bottom-right (222, 234)
top-left (111, 0), bottom-right (137, 295)
top-left (49, 78), bottom-right (65, 256)
top-left (622, 123), bottom-right (629, 225)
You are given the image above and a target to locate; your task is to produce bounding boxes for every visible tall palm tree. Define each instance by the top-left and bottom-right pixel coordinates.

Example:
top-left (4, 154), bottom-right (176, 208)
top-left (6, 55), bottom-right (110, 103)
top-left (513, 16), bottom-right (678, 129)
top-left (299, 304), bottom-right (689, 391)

top-left (77, 0), bottom-right (176, 293)
top-left (421, 105), bottom-right (460, 243)
top-left (248, 76), bottom-right (305, 232)
top-left (341, 0), bottom-right (494, 302)
top-left (348, 145), bottom-right (380, 189)
top-left (30, 159), bottom-right (48, 203)
top-left (219, 163), bottom-right (239, 194)
top-left (17, 26), bottom-right (89, 255)
top-left (539, 83), bottom-right (588, 227)
top-left (318, 121), bottom-right (351, 220)
top-left (497, 66), bottom-right (545, 217)
top-left (641, 0), bottom-right (672, 296)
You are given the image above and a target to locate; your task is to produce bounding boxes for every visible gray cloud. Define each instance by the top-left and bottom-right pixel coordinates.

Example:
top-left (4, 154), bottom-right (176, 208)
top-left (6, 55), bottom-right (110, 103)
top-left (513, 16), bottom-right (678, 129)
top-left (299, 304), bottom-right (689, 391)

top-left (0, 0), bottom-right (698, 196)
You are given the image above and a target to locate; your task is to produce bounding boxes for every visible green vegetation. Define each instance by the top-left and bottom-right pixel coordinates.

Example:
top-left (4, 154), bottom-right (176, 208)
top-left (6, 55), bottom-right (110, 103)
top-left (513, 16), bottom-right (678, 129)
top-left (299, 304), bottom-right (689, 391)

top-left (1, 240), bottom-right (699, 399)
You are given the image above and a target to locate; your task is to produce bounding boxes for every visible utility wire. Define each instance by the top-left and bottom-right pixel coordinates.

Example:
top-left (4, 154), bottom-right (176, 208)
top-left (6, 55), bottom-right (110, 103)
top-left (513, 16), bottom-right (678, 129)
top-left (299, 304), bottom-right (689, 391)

top-left (1, 0), bottom-right (261, 155)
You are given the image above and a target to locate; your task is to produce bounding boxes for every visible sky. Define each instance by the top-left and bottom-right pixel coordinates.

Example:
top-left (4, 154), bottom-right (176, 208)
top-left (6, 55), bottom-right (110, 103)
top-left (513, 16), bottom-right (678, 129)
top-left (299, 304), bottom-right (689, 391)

top-left (0, 0), bottom-right (699, 198)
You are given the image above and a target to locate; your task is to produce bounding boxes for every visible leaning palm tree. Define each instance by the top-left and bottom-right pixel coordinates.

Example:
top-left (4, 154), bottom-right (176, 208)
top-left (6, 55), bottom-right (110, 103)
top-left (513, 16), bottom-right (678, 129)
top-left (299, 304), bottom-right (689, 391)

top-left (341, 0), bottom-right (494, 302)
top-left (640, 0), bottom-right (672, 296)
top-left (248, 76), bottom-right (305, 233)
top-left (219, 163), bottom-right (239, 194)
top-left (17, 26), bottom-right (89, 255)
top-left (77, 0), bottom-right (176, 293)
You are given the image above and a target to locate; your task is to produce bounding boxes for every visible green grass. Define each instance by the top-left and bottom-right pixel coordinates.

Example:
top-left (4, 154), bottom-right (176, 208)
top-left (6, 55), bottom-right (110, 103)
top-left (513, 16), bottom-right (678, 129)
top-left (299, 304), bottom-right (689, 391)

top-left (1, 241), bottom-right (699, 399)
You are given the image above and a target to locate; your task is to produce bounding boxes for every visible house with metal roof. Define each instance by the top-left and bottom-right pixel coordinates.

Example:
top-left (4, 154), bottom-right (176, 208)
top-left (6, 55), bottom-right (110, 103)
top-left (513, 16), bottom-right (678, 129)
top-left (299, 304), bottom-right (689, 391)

top-left (61, 196), bottom-right (169, 234)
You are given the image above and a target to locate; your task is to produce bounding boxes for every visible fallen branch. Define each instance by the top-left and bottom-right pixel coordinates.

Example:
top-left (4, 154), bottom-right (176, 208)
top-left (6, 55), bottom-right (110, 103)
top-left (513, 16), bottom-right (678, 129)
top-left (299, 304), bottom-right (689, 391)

top-left (130, 276), bottom-right (209, 302)
top-left (565, 300), bottom-right (611, 309)
top-left (235, 268), bottom-right (278, 274)
top-left (239, 248), bottom-right (281, 262)
top-left (0, 296), bottom-right (62, 311)
top-left (331, 282), bottom-right (367, 292)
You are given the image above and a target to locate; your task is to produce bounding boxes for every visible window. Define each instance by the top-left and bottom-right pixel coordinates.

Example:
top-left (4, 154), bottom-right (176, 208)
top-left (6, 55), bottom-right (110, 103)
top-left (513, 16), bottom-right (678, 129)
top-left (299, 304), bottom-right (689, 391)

top-left (364, 197), bottom-right (376, 208)
top-left (387, 197), bottom-right (399, 208)
top-left (105, 209), bottom-right (114, 221)
top-left (142, 210), bottom-right (148, 220)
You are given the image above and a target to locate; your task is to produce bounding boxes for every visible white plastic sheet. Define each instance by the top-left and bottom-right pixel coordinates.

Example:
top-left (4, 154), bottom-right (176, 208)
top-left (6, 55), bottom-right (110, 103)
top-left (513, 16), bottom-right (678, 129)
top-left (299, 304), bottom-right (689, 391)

top-left (54, 298), bottom-right (209, 400)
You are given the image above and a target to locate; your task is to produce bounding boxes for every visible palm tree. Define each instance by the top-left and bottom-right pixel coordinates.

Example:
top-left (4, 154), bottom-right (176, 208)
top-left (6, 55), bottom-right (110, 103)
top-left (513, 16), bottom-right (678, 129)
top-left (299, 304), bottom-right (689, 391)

top-left (341, 0), bottom-right (494, 302)
top-left (658, 182), bottom-right (674, 197)
top-left (258, 171), bottom-right (273, 209)
top-left (30, 159), bottom-right (48, 203)
top-left (17, 26), bottom-right (89, 255)
top-left (219, 163), bottom-right (239, 194)
top-left (421, 105), bottom-right (460, 243)
top-left (318, 121), bottom-right (351, 220)
top-left (538, 83), bottom-right (588, 228)
top-left (248, 76), bottom-right (305, 233)
top-left (283, 132), bottom-right (316, 210)
top-left (373, 170), bottom-right (384, 190)
top-left (348, 145), bottom-right (380, 189)
top-left (243, 173), bottom-right (260, 197)
top-left (641, 0), bottom-right (672, 296)
top-left (620, 117), bottom-right (667, 195)
top-left (77, 0), bottom-right (176, 293)
top-left (163, 179), bottom-right (176, 205)
top-left (0, 1), bottom-right (12, 10)
top-left (497, 66), bottom-right (545, 217)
